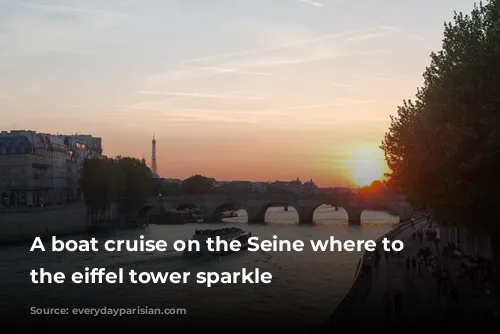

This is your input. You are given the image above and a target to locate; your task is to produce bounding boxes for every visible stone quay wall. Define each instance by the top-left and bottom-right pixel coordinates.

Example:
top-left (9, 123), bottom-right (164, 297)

top-left (0, 204), bottom-right (91, 244)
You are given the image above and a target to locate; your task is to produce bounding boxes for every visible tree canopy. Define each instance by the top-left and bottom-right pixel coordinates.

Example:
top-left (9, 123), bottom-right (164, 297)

top-left (381, 0), bottom-right (500, 235)
top-left (358, 180), bottom-right (388, 196)
top-left (79, 156), bottom-right (117, 222)
top-left (115, 156), bottom-right (154, 215)
top-left (79, 156), bottom-right (154, 223)
top-left (181, 175), bottom-right (215, 195)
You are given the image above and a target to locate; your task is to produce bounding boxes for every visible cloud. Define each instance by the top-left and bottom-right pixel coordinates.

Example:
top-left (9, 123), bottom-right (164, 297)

top-left (179, 27), bottom-right (385, 64)
top-left (147, 46), bottom-right (395, 84)
top-left (194, 66), bottom-right (271, 76)
top-left (224, 48), bottom-right (395, 69)
top-left (145, 65), bottom-right (271, 84)
top-left (16, 2), bottom-right (128, 18)
top-left (297, 0), bottom-right (324, 7)
top-left (177, 108), bottom-right (287, 116)
top-left (345, 32), bottom-right (394, 42)
top-left (104, 109), bottom-right (262, 125)
top-left (381, 26), bottom-right (424, 41)
top-left (134, 91), bottom-right (264, 100)
top-left (142, 22), bottom-right (403, 90)
top-left (280, 99), bottom-right (376, 111)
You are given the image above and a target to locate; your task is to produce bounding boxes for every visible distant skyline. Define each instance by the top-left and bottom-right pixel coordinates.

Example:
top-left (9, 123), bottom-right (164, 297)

top-left (0, 0), bottom-right (476, 186)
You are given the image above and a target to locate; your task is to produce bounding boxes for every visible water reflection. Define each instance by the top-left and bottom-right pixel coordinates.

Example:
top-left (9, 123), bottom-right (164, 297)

top-left (0, 205), bottom-right (399, 324)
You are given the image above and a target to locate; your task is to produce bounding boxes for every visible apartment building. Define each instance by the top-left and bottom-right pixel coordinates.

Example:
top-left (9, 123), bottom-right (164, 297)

top-left (0, 130), bottom-right (102, 207)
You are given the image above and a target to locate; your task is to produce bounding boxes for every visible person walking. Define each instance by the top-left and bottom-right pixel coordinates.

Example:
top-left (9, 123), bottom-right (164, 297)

top-left (411, 257), bottom-right (416, 273)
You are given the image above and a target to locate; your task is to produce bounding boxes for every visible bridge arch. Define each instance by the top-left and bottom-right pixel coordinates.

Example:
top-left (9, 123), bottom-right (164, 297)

top-left (250, 201), bottom-right (299, 224)
top-left (300, 202), bottom-right (364, 224)
top-left (176, 203), bottom-right (199, 211)
top-left (304, 203), bottom-right (350, 224)
top-left (207, 202), bottom-right (248, 223)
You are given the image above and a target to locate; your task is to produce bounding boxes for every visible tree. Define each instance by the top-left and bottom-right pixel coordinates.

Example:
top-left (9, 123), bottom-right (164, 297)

top-left (181, 175), bottom-right (215, 195)
top-left (381, 0), bottom-right (500, 259)
top-left (155, 179), bottom-right (182, 196)
top-left (79, 157), bottom-right (116, 223)
top-left (114, 156), bottom-right (154, 218)
top-left (79, 156), bottom-right (154, 224)
top-left (215, 182), bottom-right (253, 195)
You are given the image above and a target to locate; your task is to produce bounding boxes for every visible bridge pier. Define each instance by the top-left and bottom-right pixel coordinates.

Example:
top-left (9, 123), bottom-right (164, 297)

top-left (345, 206), bottom-right (363, 224)
top-left (297, 207), bottom-right (314, 224)
top-left (247, 206), bottom-right (266, 224)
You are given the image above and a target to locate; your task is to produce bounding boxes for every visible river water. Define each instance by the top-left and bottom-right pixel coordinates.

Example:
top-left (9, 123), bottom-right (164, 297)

top-left (0, 205), bottom-right (398, 327)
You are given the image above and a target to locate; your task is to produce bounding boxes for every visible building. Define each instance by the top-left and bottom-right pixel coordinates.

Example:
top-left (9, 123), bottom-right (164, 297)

top-left (302, 178), bottom-right (319, 194)
top-left (250, 181), bottom-right (269, 194)
top-left (266, 177), bottom-right (318, 194)
top-left (0, 130), bottom-right (102, 207)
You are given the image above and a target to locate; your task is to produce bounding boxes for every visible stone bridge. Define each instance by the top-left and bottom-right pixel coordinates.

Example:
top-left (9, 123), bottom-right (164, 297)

top-left (142, 193), bottom-right (413, 224)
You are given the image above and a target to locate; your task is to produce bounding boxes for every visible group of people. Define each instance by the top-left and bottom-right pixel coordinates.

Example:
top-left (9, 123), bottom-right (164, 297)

top-left (194, 227), bottom-right (242, 236)
top-left (379, 220), bottom-right (438, 321)
top-left (372, 241), bottom-right (402, 270)
top-left (412, 229), bottom-right (424, 242)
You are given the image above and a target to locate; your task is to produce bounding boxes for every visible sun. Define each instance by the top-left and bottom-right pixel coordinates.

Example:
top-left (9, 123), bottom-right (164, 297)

top-left (348, 145), bottom-right (385, 186)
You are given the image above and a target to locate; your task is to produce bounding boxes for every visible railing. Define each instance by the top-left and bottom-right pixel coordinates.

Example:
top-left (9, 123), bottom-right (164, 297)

top-left (325, 214), bottom-right (428, 327)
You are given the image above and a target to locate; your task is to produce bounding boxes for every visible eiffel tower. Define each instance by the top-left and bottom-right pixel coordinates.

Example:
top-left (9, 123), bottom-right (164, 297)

top-left (151, 134), bottom-right (158, 178)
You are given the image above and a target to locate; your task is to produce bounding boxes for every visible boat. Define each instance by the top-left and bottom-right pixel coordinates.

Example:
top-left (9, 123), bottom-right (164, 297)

top-left (183, 227), bottom-right (253, 257)
top-left (189, 209), bottom-right (204, 223)
top-left (221, 210), bottom-right (238, 218)
top-left (149, 208), bottom-right (204, 225)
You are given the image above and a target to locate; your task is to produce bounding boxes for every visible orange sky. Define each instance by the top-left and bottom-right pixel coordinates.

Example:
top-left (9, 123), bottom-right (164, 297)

top-left (1, 1), bottom-right (475, 187)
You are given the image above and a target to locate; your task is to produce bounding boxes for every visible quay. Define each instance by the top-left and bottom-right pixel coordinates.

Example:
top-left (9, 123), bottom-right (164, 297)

top-left (327, 213), bottom-right (499, 328)
top-left (327, 214), bottom-right (437, 328)
top-left (0, 204), bottom-right (89, 244)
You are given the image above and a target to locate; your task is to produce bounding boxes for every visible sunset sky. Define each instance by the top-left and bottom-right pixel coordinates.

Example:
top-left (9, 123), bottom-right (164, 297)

top-left (0, 0), bottom-right (475, 186)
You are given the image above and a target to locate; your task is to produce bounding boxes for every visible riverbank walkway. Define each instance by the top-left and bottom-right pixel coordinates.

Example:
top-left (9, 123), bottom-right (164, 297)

top-left (356, 218), bottom-right (443, 325)
top-left (330, 218), bottom-right (456, 328)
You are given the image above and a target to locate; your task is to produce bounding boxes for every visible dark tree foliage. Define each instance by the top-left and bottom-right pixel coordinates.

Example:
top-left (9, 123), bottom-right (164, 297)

top-left (114, 156), bottom-right (154, 217)
top-left (381, 1), bottom-right (500, 256)
top-left (358, 180), bottom-right (388, 196)
top-left (152, 179), bottom-right (182, 196)
top-left (79, 157), bottom-right (117, 223)
top-left (215, 182), bottom-right (254, 195)
top-left (181, 175), bottom-right (215, 195)
top-left (79, 156), bottom-right (153, 223)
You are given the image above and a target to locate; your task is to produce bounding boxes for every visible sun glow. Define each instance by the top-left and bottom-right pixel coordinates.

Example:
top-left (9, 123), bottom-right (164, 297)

top-left (348, 145), bottom-right (385, 186)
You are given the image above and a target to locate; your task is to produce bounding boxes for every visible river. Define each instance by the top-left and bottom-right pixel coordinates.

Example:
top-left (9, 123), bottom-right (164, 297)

top-left (0, 205), bottom-right (398, 327)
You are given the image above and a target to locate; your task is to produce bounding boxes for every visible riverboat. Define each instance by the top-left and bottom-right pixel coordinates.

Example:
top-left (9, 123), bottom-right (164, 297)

top-left (183, 227), bottom-right (253, 257)
top-left (150, 208), bottom-right (204, 225)
top-left (221, 210), bottom-right (238, 218)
